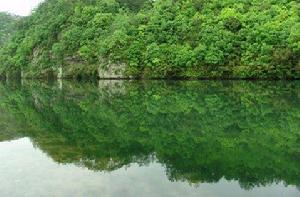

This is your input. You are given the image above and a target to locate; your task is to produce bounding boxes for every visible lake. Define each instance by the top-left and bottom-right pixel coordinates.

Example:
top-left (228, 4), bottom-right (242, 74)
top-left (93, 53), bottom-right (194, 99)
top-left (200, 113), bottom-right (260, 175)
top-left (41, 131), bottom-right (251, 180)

top-left (0, 80), bottom-right (300, 197)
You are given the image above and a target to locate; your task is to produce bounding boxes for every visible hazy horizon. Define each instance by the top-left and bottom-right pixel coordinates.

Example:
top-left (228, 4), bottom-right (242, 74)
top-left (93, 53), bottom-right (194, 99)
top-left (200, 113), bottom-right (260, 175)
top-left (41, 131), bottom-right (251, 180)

top-left (0, 0), bottom-right (43, 16)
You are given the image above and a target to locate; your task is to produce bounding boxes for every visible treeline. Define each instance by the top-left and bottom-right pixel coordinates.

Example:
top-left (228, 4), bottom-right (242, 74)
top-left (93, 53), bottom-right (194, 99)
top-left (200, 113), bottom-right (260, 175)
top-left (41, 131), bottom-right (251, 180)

top-left (0, 0), bottom-right (299, 79)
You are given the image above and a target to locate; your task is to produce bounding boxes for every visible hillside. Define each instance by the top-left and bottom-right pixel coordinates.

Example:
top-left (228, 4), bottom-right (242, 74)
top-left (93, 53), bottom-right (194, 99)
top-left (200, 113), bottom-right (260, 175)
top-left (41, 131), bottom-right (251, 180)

top-left (0, 0), bottom-right (299, 79)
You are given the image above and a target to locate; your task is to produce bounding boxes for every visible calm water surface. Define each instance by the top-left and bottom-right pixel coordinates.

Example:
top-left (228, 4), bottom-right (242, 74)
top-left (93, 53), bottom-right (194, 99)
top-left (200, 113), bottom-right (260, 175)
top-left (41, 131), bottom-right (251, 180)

top-left (0, 80), bottom-right (300, 197)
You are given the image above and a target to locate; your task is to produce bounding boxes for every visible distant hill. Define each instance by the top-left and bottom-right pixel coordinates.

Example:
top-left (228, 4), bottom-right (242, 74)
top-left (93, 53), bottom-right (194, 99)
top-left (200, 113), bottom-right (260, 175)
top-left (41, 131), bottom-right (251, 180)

top-left (0, 12), bottom-right (19, 47)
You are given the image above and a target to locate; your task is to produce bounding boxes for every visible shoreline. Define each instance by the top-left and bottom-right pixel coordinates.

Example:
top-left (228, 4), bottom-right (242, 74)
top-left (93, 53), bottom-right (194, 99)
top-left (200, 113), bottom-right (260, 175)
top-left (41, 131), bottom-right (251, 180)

top-left (1, 76), bottom-right (300, 81)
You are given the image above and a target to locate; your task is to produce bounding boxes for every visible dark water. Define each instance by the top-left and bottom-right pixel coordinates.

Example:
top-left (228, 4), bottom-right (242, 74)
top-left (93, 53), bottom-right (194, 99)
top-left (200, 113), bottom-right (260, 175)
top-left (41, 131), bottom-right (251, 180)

top-left (0, 80), bottom-right (300, 197)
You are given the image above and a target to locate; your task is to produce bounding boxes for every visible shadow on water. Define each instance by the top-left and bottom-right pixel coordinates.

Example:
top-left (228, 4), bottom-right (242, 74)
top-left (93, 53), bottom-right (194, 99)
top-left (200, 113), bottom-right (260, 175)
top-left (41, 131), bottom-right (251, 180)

top-left (0, 80), bottom-right (300, 190)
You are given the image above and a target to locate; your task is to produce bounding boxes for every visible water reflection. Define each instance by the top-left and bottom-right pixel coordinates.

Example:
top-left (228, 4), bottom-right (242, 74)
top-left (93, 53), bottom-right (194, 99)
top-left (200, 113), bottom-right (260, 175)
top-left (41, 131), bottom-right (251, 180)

top-left (0, 80), bottom-right (300, 196)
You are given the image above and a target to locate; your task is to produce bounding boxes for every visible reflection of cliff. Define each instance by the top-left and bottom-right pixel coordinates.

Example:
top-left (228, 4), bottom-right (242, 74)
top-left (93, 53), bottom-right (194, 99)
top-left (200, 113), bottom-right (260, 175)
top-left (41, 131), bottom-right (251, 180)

top-left (0, 80), bottom-right (300, 189)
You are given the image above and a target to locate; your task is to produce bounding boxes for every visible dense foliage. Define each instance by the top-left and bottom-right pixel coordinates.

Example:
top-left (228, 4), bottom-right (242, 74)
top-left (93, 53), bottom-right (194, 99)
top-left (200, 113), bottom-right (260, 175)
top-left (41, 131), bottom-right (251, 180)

top-left (0, 0), bottom-right (299, 78)
top-left (1, 80), bottom-right (300, 188)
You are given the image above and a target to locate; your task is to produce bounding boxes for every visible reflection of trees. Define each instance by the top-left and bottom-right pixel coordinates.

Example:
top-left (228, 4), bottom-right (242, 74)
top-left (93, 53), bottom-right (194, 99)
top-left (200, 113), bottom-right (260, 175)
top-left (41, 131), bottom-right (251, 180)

top-left (0, 109), bottom-right (24, 141)
top-left (0, 80), bottom-right (300, 189)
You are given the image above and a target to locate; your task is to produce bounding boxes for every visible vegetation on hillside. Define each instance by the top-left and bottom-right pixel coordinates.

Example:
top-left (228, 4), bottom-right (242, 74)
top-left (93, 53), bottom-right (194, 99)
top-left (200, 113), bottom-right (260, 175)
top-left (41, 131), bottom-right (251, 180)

top-left (0, 0), bottom-right (299, 79)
